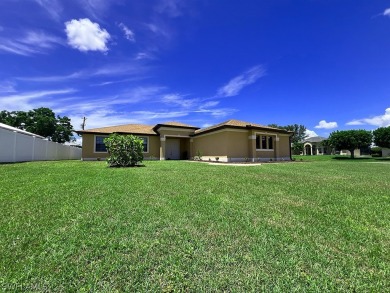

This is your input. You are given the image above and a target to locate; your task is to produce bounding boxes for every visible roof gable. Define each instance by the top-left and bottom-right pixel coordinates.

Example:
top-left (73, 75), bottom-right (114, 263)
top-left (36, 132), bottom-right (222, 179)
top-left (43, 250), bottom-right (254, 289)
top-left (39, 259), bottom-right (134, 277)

top-left (152, 121), bottom-right (200, 132)
top-left (77, 124), bottom-right (156, 135)
top-left (194, 119), bottom-right (291, 135)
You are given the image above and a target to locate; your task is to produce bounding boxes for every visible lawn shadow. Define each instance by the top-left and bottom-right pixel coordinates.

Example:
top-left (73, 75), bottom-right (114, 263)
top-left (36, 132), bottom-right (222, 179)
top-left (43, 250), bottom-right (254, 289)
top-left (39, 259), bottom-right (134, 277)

top-left (332, 156), bottom-right (372, 161)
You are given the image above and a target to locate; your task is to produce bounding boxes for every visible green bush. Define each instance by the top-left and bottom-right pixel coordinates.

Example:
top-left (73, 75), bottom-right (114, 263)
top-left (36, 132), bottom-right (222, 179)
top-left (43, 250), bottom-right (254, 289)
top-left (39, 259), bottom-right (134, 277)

top-left (104, 134), bottom-right (144, 167)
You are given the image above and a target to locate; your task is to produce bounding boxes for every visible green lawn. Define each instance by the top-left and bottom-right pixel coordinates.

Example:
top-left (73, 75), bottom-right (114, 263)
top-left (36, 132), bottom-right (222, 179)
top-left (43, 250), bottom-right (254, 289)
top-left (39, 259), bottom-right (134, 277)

top-left (0, 159), bottom-right (389, 291)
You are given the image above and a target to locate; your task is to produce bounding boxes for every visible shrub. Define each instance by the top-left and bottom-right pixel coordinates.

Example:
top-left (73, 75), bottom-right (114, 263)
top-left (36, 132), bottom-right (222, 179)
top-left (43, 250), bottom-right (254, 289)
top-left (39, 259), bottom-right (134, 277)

top-left (104, 134), bottom-right (144, 167)
top-left (195, 150), bottom-right (203, 161)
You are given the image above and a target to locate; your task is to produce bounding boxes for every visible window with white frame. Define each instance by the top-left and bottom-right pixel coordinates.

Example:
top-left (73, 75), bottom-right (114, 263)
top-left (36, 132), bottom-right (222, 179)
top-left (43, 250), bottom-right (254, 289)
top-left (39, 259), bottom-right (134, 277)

top-left (256, 134), bottom-right (274, 150)
top-left (95, 135), bottom-right (108, 152)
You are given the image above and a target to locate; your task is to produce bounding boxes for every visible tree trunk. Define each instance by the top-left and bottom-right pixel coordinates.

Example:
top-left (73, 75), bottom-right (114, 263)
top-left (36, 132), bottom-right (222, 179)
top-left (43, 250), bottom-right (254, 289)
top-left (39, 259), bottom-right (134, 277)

top-left (350, 149), bottom-right (355, 159)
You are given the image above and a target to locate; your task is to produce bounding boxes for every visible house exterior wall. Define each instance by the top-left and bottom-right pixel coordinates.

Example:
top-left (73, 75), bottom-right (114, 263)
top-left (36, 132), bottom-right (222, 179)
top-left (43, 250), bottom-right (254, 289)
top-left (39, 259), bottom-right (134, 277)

top-left (382, 148), bottom-right (390, 157)
top-left (81, 133), bottom-right (160, 160)
top-left (192, 131), bottom-right (229, 160)
top-left (192, 129), bottom-right (291, 162)
top-left (225, 131), bottom-right (249, 159)
top-left (81, 134), bottom-right (99, 159)
top-left (278, 135), bottom-right (291, 158)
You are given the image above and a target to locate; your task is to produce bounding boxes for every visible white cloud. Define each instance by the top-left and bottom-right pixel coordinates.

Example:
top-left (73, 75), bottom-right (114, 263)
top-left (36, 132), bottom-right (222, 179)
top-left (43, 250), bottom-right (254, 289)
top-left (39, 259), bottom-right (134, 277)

top-left (217, 65), bottom-right (266, 97)
top-left (23, 31), bottom-right (64, 48)
top-left (19, 62), bottom-right (149, 83)
top-left (0, 81), bottom-right (16, 93)
top-left (195, 107), bottom-right (237, 118)
top-left (0, 89), bottom-right (76, 111)
top-left (200, 101), bottom-right (220, 109)
top-left (155, 0), bottom-right (184, 17)
top-left (131, 110), bottom-right (188, 120)
top-left (79, 0), bottom-right (118, 20)
top-left (147, 23), bottom-right (169, 37)
top-left (0, 30), bottom-right (63, 56)
top-left (34, 0), bottom-right (63, 21)
top-left (135, 52), bottom-right (155, 60)
top-left (161, 94), bottom-right (196, 108)
top-left (314, 120), bottom-right (338, 129)
top-left (118, 23), bottom-right (135, 42)
top-left (65, 18), bottom-right (110, 52)
top-left (305, 129), bottom-right (318, 138)
top-left (346, 108), bottom-right (390, 127)
top-left (384, 8), bottom-right (390, 16)
top-left (345, 120), bottom-right (364, 126)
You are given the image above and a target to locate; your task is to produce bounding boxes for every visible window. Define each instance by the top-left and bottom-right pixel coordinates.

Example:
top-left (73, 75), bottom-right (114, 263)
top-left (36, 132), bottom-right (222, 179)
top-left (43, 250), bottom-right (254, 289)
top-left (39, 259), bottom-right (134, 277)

top-left (256, 135), bottom-right (274, 150)
top-left (139, 136), bottom-right (148, 153)
top-left (262, 136), bottom-right (267, 149)
top-left (95, 136), bottom-right (108, 152)
top-left (268, 136), bottom-right (273, 149)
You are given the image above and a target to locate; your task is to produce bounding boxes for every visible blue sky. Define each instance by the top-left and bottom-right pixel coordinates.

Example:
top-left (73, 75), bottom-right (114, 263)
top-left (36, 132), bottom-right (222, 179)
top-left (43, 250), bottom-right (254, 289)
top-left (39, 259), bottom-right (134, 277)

top-left (0, 0), bottom-right (390, 139)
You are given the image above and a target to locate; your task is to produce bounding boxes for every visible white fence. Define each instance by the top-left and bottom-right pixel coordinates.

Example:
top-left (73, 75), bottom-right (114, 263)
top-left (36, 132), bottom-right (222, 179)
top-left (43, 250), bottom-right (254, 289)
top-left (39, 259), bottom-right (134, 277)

top-left (0, 127), bottom-right (81, 163)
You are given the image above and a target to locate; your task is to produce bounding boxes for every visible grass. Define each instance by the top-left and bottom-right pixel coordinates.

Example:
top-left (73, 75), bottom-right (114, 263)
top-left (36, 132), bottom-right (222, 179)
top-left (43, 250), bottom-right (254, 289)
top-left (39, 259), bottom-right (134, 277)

top-left (0, 159), bottom-right (389, 291)
top-left (293, 154), bottom-right (390, 162)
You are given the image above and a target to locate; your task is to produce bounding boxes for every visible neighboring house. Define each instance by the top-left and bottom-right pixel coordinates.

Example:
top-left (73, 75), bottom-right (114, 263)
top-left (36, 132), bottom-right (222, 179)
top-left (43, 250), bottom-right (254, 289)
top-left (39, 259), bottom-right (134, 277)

top-left (303, 136), bottom-right (332, 155)
top-left (382, 148), bottom-right (390, 157)
top-left (303, 136), bottom-right (363, 157)
top-left (76, 119), bottom-right (293, 162)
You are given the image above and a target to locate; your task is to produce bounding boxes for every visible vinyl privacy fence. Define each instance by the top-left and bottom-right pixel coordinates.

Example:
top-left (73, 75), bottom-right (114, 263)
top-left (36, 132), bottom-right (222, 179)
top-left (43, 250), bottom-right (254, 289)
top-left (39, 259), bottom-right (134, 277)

top-left (0, 126), bottom-right (81, 163)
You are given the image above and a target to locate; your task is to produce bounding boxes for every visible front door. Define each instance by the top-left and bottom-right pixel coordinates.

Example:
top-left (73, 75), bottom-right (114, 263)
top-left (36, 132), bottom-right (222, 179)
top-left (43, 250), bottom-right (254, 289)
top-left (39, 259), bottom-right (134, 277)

top-left (166, 138), bottom-right (180, 160)
top-left (305, 145), bottom-right (312, 155)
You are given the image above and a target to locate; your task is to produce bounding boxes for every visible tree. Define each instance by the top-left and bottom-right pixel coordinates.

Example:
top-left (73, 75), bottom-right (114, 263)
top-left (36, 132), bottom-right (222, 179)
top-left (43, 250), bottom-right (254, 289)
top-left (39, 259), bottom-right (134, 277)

top-left (328, 130), bottom-right (373, 159)
top-left (373, 126), bottom-right (390, 148)
top-left (268, 123), bottom-right (307, 155)
top-left (51, 116), bottom-right (74, 143)
top-left (0, 107), bottom-right (75, 143)
top-left (104, 134), bottom-right (144, 167)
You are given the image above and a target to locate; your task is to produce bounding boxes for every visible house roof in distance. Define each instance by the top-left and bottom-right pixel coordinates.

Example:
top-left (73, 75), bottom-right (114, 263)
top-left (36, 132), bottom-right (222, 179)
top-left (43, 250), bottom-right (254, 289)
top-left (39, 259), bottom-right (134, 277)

top-left (304, 136), bottom-right (327, 143)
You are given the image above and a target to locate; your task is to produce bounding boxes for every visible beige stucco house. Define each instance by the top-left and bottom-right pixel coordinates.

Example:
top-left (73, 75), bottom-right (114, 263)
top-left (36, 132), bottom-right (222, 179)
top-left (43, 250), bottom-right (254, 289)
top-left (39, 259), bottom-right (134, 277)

top-left (303, 137), bottom-right (332, 155)
top-left (77, 119), bottom-right (293, 162)
top-left (382, 148), bottom-right (390, 157)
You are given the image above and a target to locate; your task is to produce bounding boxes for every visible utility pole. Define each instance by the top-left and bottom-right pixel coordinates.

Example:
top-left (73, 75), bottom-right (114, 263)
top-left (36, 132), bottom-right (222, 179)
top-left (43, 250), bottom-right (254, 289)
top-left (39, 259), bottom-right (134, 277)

top-left (81, 117), bottom-right (87, 130)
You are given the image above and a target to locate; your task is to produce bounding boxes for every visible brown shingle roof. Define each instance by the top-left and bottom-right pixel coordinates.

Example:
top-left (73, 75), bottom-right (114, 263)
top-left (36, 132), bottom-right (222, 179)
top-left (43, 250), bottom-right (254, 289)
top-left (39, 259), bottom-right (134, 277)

top-left (195, 119), bottom-right (291, 135)
top-left (153, 121), bottom-right (200, 132)
top-left (76, 119), bottom-right (291, 136)
top-left (159, 121), bottom-right (198, 128)
top-left (77, 124), bottom-right (156, 135)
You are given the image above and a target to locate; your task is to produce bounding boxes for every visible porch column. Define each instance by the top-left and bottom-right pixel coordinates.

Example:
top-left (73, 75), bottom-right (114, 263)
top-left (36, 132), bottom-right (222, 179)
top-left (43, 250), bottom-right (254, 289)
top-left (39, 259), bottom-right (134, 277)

top-left (189, 138), bottom-right (194, 159)
top-left (275, 136), bottom-right (280, 159)
top-left (248, 133), bottom-right (256, 162)
top-left (160, 136), bottom-right (166, 160)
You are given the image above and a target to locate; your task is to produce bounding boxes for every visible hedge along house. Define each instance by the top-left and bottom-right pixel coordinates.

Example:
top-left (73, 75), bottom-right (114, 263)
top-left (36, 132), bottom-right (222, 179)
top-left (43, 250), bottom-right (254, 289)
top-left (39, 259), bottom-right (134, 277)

top-left (77, 120), bottom-right (293, 162)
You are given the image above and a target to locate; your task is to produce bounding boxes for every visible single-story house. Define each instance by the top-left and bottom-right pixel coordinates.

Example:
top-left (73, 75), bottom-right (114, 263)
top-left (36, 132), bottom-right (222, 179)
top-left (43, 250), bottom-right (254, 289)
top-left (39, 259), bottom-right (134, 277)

top-left (381, 148), bottom-right (390, 157)
top-left (302, 136), bottom-right (363, 157)
top-left (76, 119), bottom-right (293, 162)
top-left (303, 136), bottom-right (332, 155)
